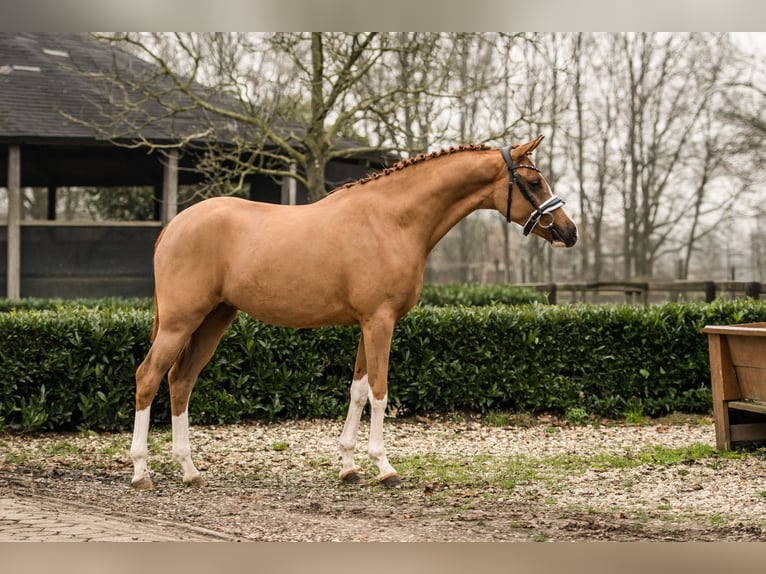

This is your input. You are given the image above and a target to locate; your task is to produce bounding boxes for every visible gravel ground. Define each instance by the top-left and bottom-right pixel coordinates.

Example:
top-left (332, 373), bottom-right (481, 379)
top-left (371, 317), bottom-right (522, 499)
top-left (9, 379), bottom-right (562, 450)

top-left (2, 414), bottom-right (766, 541)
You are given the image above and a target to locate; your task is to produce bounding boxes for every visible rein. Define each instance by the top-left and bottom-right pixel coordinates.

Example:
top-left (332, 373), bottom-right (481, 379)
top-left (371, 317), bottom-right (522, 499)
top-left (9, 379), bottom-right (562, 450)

top-left (500, 146), bottom-right (565, 235)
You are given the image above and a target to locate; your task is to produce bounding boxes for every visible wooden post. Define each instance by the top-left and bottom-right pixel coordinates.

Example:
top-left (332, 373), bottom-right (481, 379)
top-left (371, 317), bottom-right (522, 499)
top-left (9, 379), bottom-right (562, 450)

top-left (161, 149), bottom-right (178, 225)
top-left (704, 281), bottom-right (716, 303)
top-left (546, 283), bottom-right (557, 305)
top-left (706, 333), bottom-right (739, 450)
top-left (152, 184), bottom-right (162, 221)
top-left (281, 163), bottom-right (297, 205)
top-left (46, 185), bottom-right (57, 221)
top-left (6, 145), bottom-right (21, 300)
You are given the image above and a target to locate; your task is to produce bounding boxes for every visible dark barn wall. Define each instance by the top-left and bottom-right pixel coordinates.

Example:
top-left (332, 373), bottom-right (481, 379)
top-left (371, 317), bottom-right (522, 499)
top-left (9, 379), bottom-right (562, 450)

top-left (0, 224), bottom-right (161, 298)
top-left (324, 158), bottom-right (374, 190)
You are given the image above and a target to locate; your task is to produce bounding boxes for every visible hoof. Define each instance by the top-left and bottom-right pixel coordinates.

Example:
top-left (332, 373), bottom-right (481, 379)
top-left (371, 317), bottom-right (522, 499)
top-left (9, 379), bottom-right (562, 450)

top-left (380, 473), bottom-right (403, 488)
top-left (340, 469), bottom-right (362, 485)
top-left (185, 475), bottom-right (208, 488)
top-left (131, 477), bottom-right (155, 491)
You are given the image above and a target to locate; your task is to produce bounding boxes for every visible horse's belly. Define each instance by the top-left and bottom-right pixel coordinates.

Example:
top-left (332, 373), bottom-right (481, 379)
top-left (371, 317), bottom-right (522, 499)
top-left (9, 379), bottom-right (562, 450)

top-left (224, 272), bottom-right (359, 328)
top-left (236, 298), bottom-right (358, 329)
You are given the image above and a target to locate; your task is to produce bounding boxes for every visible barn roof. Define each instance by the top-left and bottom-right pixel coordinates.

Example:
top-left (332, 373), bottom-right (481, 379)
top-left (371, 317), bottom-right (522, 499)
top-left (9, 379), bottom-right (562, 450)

top-left (0, 32), bottom-right (228, 145)
top-left (0, 33), bottom-right (391, 157)
top-left (0, 32), bottom-right (394, 189)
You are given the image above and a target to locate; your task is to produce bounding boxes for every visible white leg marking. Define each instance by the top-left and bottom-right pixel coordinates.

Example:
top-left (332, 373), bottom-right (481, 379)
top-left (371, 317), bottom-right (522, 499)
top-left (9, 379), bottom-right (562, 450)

top-left (172, 409), bottom-right (202, 483)
top-left (130, 407), bottom-right (151, 485)
top-left (368, 391), bottom-right (397, 480)
top-left (338, 375), bottom-right (369, 478)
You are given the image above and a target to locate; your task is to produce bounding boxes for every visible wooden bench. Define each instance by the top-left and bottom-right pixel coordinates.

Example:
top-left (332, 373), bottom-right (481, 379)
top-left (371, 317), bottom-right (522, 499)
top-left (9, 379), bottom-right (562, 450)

top-left (703, 322), bottom-right (766, 450)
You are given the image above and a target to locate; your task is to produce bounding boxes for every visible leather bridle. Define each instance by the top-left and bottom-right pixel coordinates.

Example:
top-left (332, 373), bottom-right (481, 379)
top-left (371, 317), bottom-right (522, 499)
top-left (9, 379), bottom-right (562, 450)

top-left (500, 146), bottom-right (566, 235)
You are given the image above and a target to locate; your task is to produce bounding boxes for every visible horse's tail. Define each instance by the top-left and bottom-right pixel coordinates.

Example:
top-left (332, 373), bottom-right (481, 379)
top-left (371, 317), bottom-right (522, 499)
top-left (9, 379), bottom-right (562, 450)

top-left (150, 227), bottom-right (169, 343)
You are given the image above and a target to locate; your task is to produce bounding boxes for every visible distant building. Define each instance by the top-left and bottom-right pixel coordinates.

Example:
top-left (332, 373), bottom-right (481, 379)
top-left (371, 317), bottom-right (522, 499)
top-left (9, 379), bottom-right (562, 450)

top-left (0, 33), bottom-right (392, 298)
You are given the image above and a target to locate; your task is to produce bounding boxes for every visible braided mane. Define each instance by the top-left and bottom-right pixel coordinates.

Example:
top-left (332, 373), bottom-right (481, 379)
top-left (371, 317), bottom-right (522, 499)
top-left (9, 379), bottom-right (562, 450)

top-left (333, 143), bottom-right (493, 193)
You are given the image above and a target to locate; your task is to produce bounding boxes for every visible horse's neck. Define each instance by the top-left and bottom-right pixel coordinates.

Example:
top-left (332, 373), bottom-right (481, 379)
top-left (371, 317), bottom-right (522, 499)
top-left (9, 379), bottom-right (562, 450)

top-left (392, 152), bottom-right (501, 252)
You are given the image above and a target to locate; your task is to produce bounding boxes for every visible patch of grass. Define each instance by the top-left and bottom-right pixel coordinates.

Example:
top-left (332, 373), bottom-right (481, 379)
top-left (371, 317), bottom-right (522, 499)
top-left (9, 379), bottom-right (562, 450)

top-left (148, 434), bottom-right (166, 455)
top-left (149, 459), bottom-right (177, 474)
top-left (42, 439), bottom-right (81, 456)
top-left (270, 441), bottom-right (289, 451)
top-left (391, 442), bottom-right (727, 496)
top-left (586, 443), bottom-right (719, 470)
top-left (622, 407), bottom-right (646, 425)
top-left (565, 407), bottom-right (589, 427)
top-left (484, 411), bottom-right (511, 427)
top-left (4, 452), bottom-right (29, 465)
top-left (100, 437), bottom-right (131, 458)
top-left (393, 452), bottom-right (490, 485)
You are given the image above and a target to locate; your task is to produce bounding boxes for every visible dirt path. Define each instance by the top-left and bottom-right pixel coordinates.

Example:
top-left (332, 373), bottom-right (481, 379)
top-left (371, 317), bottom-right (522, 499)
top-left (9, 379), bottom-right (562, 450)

top-left (2, 416), bottom-right (766, 541)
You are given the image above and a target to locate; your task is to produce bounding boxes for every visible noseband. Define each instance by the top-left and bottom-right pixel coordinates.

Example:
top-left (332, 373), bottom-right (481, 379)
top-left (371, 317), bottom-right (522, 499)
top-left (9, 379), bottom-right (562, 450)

top-left (500, 146), bottom-right (566, 235)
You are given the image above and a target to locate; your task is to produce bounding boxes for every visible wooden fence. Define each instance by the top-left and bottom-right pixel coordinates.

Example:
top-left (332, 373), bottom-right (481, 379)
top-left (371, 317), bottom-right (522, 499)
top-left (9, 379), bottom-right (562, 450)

top-left (524, 281), bottom-right (765, 305)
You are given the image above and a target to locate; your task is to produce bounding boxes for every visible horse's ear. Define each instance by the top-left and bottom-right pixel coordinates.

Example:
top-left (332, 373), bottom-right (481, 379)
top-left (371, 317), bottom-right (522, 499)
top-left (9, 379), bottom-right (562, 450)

top-left (529, 134), bottom-right (544, 151)
top-left (511, 135), bottom-right (545, 161)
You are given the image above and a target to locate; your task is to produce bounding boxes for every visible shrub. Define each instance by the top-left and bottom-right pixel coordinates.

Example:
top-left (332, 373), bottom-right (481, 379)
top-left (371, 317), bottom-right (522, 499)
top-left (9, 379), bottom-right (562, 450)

top-left (0, 308), bottom-right (150, 432)
top-left (0, 284), bottom-right (543, 312)
top-left (0, 297), bottom-right (154, 313)
top-left (417, 283), bottom-right (545, 306)
top-left (0, 298), bottom-right (764, 432)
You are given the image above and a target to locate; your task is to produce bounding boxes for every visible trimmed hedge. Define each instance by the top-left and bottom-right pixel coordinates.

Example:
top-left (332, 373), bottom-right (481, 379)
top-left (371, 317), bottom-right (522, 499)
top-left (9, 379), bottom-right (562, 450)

top-left (0, 284), bottom-right (543, 313)
top-left (0, 297), bottom-right (155, 313)
top-left (1, 299), bottom-right (765, 432)
top-left (417, 283), bottom-right (546, 306)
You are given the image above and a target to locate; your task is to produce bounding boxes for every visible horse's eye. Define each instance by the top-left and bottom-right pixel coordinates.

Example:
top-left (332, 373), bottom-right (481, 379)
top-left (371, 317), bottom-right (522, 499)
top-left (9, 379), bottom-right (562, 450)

top-left (529, 178), bottom-right (542, 190)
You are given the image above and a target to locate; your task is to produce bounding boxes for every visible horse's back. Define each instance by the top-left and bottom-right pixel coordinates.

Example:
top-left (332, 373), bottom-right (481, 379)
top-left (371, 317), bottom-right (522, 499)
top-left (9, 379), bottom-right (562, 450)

top-left (153, 196), bottom-right (364, 326)
top-left (157, 196), bottom-right (287, 259)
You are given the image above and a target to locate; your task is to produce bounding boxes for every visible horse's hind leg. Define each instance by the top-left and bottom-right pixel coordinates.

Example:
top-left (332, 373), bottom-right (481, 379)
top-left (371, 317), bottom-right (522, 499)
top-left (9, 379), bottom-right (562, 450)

top-left (167, 303), bottom-right (237, 487)
top-left (338, 336), bottom-right (368, 484)
top-left (131, 326), bottom-right (194, 490)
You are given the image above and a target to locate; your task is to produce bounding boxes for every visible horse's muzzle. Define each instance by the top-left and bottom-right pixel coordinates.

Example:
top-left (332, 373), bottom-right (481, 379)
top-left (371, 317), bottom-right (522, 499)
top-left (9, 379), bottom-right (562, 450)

top-left (550, 223), bottom-right (578, 248)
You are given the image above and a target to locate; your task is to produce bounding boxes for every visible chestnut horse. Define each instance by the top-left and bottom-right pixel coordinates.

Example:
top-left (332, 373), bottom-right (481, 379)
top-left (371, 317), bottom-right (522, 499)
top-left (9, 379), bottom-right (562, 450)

top-left (130, 136), bottom-right (577, 490)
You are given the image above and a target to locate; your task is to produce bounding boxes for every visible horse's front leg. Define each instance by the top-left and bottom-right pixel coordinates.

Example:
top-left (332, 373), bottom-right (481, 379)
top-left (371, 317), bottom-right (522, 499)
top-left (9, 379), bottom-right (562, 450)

top-left (338, 336), bottom-right (368, 484)
top-left (361, 313), bottom-right (401, 487)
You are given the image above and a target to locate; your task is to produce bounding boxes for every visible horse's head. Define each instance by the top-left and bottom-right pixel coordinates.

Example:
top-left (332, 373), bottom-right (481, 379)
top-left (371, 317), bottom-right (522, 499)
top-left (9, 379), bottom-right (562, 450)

top-left (498, 136), bottom-right (578, 248)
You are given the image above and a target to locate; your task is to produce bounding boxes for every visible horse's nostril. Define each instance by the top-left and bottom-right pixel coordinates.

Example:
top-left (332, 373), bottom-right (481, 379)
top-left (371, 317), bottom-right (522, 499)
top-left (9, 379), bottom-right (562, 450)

top-left (553, 225), bottom-right (578, 247)
top-left (568, 228), bottom-right (578, 247)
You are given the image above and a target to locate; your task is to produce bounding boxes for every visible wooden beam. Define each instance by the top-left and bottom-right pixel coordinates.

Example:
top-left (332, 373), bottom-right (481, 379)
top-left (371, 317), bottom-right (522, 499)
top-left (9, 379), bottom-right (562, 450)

top-left (47, 186), bottom-right (57, 221)
top-left (6, 145), bottom-right (21, 300)
top-left (707, 333), bottom-right (740, 450)
top-left (728, 400), bottom-right (766, 415)
top-left (281, 163), bottom-right (297, 205)
top-left (161, 149), bottom-right (178, 225)
top-left (730, 423), bottom-right (766, 443)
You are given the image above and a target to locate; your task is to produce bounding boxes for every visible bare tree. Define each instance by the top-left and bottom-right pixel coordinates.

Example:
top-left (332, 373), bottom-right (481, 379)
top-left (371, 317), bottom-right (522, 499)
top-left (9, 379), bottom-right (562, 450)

top-left (570, 33), bottom-right (619, 282)
top-left (356, 33), bottom-right (453, 153)
top-left (64, 32), bottom-right (766, 283)
top-left (607, 33), bottom-right (746, 279)
top-left (507, 33), bottom-right (574, 283)
top-left (70, 33), bottom-right (411, 202)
